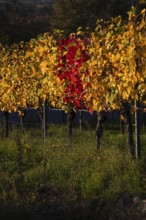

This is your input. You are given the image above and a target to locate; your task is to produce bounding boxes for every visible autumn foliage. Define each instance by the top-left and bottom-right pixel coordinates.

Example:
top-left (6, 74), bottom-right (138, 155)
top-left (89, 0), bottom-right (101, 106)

top-left (57, 34), bottom-right (88, 109)
top-left (0, 8), bottom-right (145, 114)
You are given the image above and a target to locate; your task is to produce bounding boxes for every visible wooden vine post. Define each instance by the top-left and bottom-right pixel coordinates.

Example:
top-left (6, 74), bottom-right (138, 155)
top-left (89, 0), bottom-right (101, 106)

top-left (67, 103), bottom-right (76, 147)
top-left (42, 101), bottom-right (47, 143)
top-left (3, 111), bottom-right (9, 138)
top-left (135, 100), bottom-right (141, 159)
top-left (38, 101), bottom-right (47, 143)
top-left (79, 110), bottom-right (83, 132)
top-left (121, 102), bottom-right (135, 158)
top-left (19, 110), bottom-right (26, 134)
top-left (96, 111), bottom-right (107, 150)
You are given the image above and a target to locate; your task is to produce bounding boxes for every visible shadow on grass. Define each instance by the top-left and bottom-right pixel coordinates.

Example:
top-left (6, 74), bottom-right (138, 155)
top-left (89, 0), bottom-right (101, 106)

top-left (0, 192), bottom-right (142, 220)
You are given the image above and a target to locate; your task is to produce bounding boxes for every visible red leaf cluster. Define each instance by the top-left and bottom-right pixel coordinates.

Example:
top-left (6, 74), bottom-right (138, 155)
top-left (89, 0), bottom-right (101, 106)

top-left (57, 34), bottom-right (88, 109)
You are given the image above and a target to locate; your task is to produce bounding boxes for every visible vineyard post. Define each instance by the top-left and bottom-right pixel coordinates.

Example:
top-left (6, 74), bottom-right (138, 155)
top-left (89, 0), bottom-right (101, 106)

top-left (3, 111), bottom-right (9, 138)
top-left (79, 110), bottom-right (83, 132)
top-left (67, 103), bottom-right (76, 147)
top-left (120, 111), bottom-right (125, 134)
top-left (120, 118), bottom-right (125, 134)
top-left (96, 111), bottom-right (107, 150)
top-left (121, 102), bottom-right (135, 158)
top-left (67, 103), bottom-right (73, 147)
top-left (20, 110), bottom-right (26, 134)
top-left (135, 100), bottom-right (141, 159)
top-left (42, 101), bottom-right (47, 143)
top-left (37, 101), bottom-right (47, 143)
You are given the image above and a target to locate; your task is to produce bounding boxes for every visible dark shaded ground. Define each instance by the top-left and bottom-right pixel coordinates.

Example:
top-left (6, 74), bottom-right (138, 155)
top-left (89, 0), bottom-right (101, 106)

top-left (0, 193), bottom-right (146, 220)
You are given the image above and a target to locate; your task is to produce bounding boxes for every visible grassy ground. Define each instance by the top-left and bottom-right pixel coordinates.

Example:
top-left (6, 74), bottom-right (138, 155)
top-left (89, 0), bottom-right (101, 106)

top-left (0, 122), bottom-right (146, 219)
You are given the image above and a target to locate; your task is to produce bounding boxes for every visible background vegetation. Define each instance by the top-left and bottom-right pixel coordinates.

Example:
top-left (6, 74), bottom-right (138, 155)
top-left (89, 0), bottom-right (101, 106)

top-left (0, 0), bottom-right (146, 44)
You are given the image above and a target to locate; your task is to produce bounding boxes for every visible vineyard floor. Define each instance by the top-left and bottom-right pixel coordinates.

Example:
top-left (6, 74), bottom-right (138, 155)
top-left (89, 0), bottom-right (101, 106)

top-left (0, 124), bottom-right (146, 219)
top-left (0, 197), bottom-right (145, 220)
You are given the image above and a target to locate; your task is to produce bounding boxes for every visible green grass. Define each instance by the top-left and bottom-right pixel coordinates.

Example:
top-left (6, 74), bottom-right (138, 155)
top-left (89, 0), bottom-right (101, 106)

top-left (0, 123), bottom-right (145, 219)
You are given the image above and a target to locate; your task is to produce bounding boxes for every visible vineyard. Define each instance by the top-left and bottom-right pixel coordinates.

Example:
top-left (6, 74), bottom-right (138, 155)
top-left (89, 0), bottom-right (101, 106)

top-left (0, 8), bottom-right (146, 219)
top-left (0, 5), bottom-right (146, 156)
top-left (0, 8), bottom-right (146, 158)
